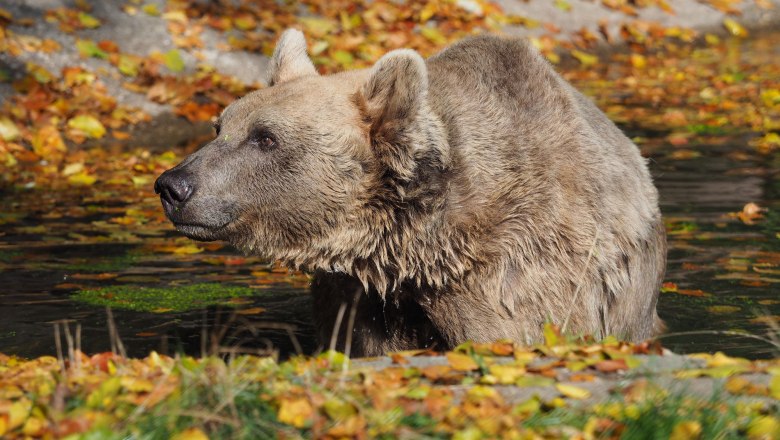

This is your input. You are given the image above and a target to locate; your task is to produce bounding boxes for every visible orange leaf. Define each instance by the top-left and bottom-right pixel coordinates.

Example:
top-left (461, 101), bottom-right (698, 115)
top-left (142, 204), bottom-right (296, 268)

top-left (446, 352), bottom-right (478, 371)
top-left (235, 307), bottom-right (265, 315)
top-left (595, 359), bottom-right (628, 373)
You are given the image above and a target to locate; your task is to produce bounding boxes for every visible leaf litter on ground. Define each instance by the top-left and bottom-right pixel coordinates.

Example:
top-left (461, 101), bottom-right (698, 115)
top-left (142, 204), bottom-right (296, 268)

top-left (0, 324), bottom-right (778, 438)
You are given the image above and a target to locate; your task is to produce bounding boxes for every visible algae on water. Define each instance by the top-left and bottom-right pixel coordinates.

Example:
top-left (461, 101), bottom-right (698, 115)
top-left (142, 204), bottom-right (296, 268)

top-left (74, 283), bottom-right (259, 313)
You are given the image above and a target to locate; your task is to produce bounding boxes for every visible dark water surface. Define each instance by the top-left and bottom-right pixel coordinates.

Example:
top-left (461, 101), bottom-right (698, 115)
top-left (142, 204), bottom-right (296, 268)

top-left (1, 39), bottom-right (778, 361)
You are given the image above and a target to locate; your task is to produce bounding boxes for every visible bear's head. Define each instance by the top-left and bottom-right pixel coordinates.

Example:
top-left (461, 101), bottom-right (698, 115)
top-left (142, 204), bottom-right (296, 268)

top-left (155, 29), bottom-right (450, 287)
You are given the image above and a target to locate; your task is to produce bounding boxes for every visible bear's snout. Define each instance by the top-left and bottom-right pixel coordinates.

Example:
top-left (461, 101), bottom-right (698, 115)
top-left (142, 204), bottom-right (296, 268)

top-left (155, 168), bottom-right (194, 218)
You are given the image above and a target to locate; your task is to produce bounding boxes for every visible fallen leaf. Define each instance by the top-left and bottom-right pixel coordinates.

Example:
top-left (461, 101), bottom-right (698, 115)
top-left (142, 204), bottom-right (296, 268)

top-left (277, 397), bottom-right (313, 428)
top-left (747, 416), bottom-right (779, 440)
top-left (68, 115), bottom-right (107, 139)
top-left (76, 39), bottom-right (108, 59)
top-left (556, 383), bottom-right (591, 399)
top-left (142, 4), bottom-right (160, 16)
top-left (164, 49), bottom-right (185, 72)
top-left (670, 421), bottom-right (702, 440)
top-left (594, 359), bottom-right (628, 373)
top-left (446, 352), bottom-right (479, 371)
top-left (172, 244), bottom-right (203, 255)
top-left (723, 18), bottom-right (748, 38)
top-left (77, 12), bottom-right (100, 28)
top-left (0, 118), bottom-right (21, 141)
top-left (769, 374), bottom-right (780, 399)
top-left (171, 428), bottom-right (209, 440)
top-left (235, 307), bottom-right (265, 315)
top-left (571, 50), bottom-right (598, 66)
top-left (67, 172), bottom-right (97, 186)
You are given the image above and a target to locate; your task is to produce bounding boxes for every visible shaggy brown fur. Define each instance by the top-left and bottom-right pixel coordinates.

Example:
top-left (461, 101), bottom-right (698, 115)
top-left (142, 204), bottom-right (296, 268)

top-left (155, 29), bottom-right (666, 357)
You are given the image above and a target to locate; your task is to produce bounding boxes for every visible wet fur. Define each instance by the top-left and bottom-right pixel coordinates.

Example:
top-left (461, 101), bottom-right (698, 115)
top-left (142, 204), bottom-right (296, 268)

top-left (162, 30), bottom-right (666, 357)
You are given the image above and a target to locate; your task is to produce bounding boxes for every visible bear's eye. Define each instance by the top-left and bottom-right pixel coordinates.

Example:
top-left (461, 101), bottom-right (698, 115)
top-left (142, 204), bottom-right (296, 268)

top-left (249, 129), bottom-right (277, 150)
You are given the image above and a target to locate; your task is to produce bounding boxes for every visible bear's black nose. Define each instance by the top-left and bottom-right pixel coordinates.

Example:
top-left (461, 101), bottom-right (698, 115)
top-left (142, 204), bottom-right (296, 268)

top-left (154, 169), bottom-right (194, 216)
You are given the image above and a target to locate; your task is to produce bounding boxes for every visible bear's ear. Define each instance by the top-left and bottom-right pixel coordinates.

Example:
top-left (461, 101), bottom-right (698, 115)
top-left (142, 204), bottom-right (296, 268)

top-left (266, 29), bottom-right (318, 86)
top-left (359, 49), bottom-right (428, 137)
top-left (357, 49), bottom-right (428, 177)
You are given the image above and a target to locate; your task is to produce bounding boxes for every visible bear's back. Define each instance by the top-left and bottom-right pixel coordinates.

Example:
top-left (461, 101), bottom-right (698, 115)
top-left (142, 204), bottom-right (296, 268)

top-left (426, 35), bottom-right (659, 241)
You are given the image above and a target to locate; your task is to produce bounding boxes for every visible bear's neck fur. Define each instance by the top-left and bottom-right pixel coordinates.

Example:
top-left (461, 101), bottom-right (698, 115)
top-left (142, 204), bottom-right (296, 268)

top-left (278, 103), bottom-right (497, 300)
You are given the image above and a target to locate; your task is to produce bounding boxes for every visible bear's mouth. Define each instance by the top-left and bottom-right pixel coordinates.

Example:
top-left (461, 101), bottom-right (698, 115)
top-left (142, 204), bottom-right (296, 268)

top-left (173, 222), bottom-right (230, 241)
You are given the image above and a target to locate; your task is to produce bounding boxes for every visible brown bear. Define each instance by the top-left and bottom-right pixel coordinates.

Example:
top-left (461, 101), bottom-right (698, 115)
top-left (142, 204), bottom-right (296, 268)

top-left (155, 29), bottom-right (666, 357)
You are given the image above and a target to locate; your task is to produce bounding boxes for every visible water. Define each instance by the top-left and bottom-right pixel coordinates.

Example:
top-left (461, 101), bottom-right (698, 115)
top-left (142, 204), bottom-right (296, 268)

top-left (642, 133), bottom-right (779, 358)
top-left (1, 36), bottom-right (778, 360)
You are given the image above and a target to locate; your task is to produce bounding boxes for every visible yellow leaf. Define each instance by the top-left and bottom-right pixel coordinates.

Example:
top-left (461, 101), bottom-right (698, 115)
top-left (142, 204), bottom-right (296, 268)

top-left (446, 352), bottom-right (479, 371)
top-left (554, 0), bottom-right (571, 11)
top-left (164, 49), bottom-right (185, 72)
top-left (172, 428), bottom-right (209, 440)
top-left (466, 385), bottom-right (501, 402)
top-left (723, 18), bottom-right (748, 38)
top-left (670, 421), bottom-right (702, 440)
top-left (27, 62), bottom-right (53, 83)
top-left (725, 376), bottom-right (750, 394)
top-left (68, 172), bottom-right (97, 186)
top-left (310, 40), bottom-right (329, 56)
top-left (132, 175), bottom-right (151, 186)
top-left (318, 350), bottom-right (348, 367)
top-left (234, 14), bottom-right (256, 31)
top-left (162, 11), bottom-right (187, 22)
top-left (488, 364), bottom-right (525, 384)
top-left (120, 377), bottom-right (154, 393)
top-left (332, 50), bottom-right (354, 67)
top-left (571, 50), bottom-right (598, 66)
top-left (118, 54), bottom-right (140, 77)
top-left (75, 39), bottom-right (107, 59)
top-left (747, 416), bottom-right (779, 439)
top-left (421, 26), bottom-right (447, 45)
top-left (514, 397), bottom-right (541, 414)
top-left (706, 352), bottom-right (749, 368)
top-left (62, 162), bottom-right (85, 176)
top-left (86, 377), bottom-right (121, 408)
top-left (556, 383), bottom-right (591, 400)
top-left (0, 415), bottom-right (6, 436)
top-left (32, 125), bottom-right (66, 156)
top-left (544, 51), bottom-right (561, 64)
top-left (675, 364), bottom-right (749, 379)
top-left (4, 153), bottom-right (17, 168)
top-left (630, 53), bottom-right (646, 69)
top-left (68, 115), bottom-right (106, 139)
top-left (77, 12), bottom-right (101, 28)
top-left (543, 322), bottom-right (560, 346)
top-left (761, 89), bottom-right (780, 107)
top-left (419, 2), bottom-right (439, 22)
top-left (515, 376), bottom-right (555, 387)
top-left (770, 374), bottom-right (780, 399)
top-left (323, 398), bottom-right (356, 420)
top-left (8, 399), bottom-right (31, 430)
top-left (277, 397), bottom-right (313, 428)
top-left (142, 4), bottom-right (160, 16)
top-left (705, 33), bottom-right (721, 45)
top-left (22, 417), bottom-right (44, 436)
top-left (299, 18), bottom-right (335, 38)
top-left (0, 117), bottom-right (20, 141)
top-left (172, 244), bottom-right (203, 255)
